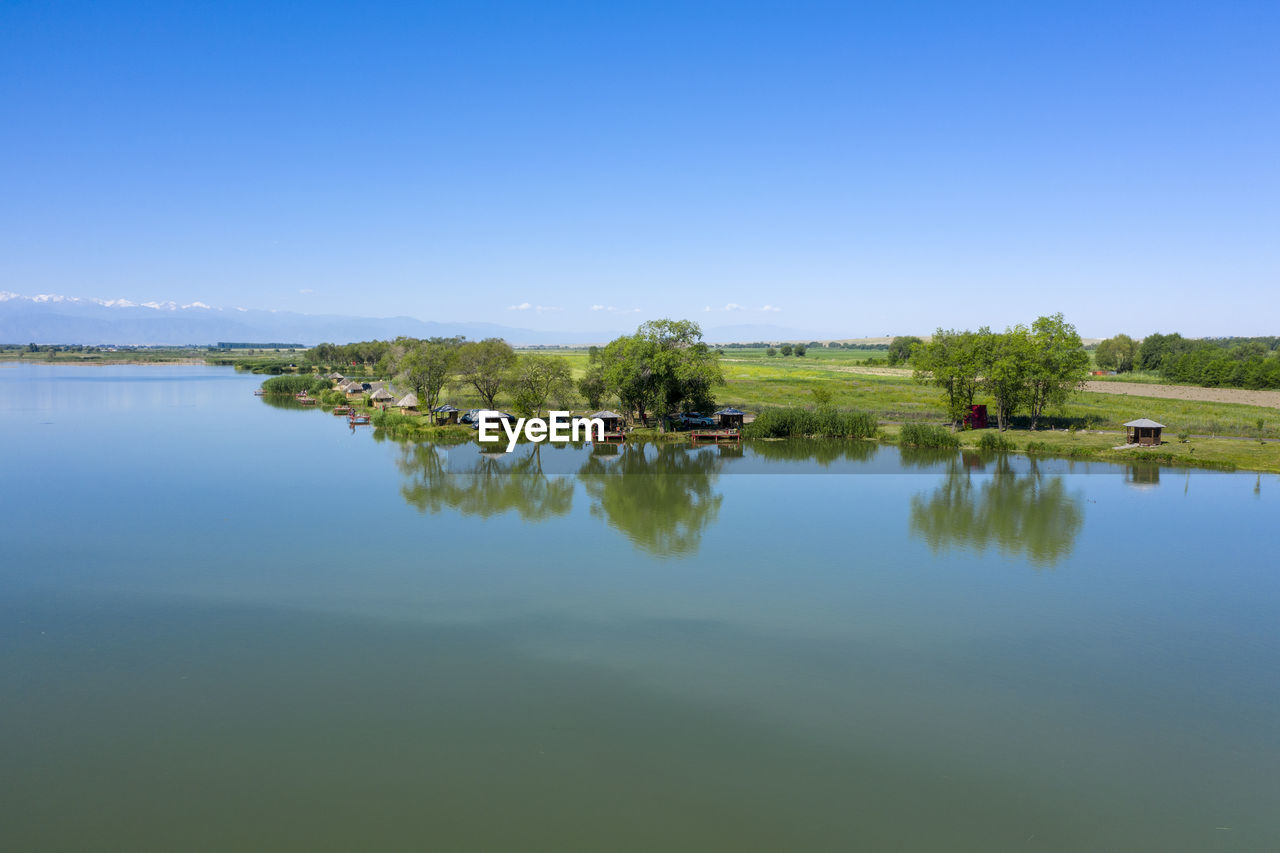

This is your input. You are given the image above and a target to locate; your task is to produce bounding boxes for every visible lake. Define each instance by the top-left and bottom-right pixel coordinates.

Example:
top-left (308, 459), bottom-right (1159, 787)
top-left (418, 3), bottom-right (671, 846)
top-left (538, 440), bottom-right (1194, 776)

top-left (2, 364), bottom-right (1278, 851)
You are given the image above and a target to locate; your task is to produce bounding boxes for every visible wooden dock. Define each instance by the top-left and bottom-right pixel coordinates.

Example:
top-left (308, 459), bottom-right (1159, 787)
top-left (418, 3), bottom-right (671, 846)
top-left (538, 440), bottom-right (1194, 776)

top-left (689, 429), bottom-right (741, 444)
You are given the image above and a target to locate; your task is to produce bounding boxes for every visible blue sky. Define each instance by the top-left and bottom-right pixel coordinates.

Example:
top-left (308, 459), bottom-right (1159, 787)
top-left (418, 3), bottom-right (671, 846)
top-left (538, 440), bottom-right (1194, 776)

top-left (2, 0), bottom-right (1277, 337)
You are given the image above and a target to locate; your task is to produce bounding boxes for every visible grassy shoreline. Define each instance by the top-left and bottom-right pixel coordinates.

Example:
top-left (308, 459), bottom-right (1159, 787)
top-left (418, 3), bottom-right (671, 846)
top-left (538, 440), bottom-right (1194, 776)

top-left (340, 398), bottom-right (1278, 473)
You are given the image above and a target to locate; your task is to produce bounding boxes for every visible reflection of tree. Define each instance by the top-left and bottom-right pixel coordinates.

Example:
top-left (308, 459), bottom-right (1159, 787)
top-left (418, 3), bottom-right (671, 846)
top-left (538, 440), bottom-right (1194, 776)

top-left (396, 442), bottom-right (573, 521)
top-left (578, 444), bottom-right (723, 557)
top-left (748, 438), bottom-right (878, 465)
top-left (909, 455), bottom-right (1084, 566)
top-left (259, 395), bottom-right (313, 411)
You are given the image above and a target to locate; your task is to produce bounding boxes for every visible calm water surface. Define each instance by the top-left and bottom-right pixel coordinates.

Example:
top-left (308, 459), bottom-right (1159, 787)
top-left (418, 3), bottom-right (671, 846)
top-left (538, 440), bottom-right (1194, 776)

top-left (2, 365), bottom-right (1279, 851)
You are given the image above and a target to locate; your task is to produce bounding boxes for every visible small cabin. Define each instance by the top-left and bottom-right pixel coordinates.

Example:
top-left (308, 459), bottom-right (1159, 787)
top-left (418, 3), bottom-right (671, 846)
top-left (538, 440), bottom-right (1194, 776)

top-left (370, 388), bottom-right (395, 408)
top-left (1124, 418), bottom-right (1165, 447)
top-left (593, 410), bottom-right (623, 433)
top-left (396, 392), bottom-right (419, 413)
top-left (714, 408), bottom-right (746, 430)
top-left (434, 404), bottom-right (459, 425)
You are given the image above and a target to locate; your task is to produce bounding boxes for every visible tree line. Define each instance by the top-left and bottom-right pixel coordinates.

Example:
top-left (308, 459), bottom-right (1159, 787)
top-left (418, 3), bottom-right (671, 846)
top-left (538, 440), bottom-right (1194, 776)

top-left (1093, 332), bottom-right (1280, 389)
top-left (309, 319), bottom-right (726, 421)
top-left (910, 314), bottom-right (1090, 430)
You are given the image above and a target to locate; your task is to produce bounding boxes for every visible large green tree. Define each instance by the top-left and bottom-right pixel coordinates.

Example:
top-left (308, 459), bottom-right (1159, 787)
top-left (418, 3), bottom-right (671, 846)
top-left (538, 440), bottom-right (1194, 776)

top-left (913, 329), bottom-right (984, 428)
top-left (1025, 313), bottom-right (1089, 430)
top-left (979, 326), bottom-right (1033, 431)
top-left (456, 338), bottom-right (516, 408)
top-left (888, 336), bottom-right (924, 366)
top-left (598, 319), bottom-right (724, 423)
top-left (1095, 333), bottom-right (1139, 372)
top-left (510, 354), bottom-right (574, 417)
top-left (397, 340), bottom-right (459, 412)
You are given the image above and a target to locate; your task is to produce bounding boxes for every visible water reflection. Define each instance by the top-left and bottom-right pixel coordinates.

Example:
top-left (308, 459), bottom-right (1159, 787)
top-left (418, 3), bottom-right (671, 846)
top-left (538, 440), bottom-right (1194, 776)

top-left (578, 444), bottom-right (724, 558)
top-left (748, 438), bottom-right (877, 465)
top-left (1125, 463), bottom-right (1161, 489)
top-left (392, 438), bottom-right (1087, 563)
top-left (909, 455), bottom-right (1085, 566)
top-left (396, 443), bottom-right (574, 521)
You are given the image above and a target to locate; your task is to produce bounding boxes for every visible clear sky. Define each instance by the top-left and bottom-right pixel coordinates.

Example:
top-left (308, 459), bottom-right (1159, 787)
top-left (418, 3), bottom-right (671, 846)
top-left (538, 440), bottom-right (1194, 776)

top-left (2, 0), bottom-right (1277, 337)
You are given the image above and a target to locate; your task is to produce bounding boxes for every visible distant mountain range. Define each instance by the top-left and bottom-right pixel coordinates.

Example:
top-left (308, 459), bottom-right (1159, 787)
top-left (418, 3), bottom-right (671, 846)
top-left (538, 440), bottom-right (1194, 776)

top-left (0, 292), bottom-right (824, 346)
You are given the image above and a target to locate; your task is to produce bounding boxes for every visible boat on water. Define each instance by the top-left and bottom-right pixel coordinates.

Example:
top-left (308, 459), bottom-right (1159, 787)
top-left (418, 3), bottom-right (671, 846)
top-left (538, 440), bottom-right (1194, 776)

top-left (253, 389), bottom-right (266, 396)
top-left (349, 413), bottom-right (372, 425)
top-left (332, 405), bottom-right (352, 415)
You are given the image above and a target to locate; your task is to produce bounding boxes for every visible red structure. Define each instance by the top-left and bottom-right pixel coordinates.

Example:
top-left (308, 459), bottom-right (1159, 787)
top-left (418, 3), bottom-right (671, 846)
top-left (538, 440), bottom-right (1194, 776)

top-left (963, 404), bottom-right (988, 429)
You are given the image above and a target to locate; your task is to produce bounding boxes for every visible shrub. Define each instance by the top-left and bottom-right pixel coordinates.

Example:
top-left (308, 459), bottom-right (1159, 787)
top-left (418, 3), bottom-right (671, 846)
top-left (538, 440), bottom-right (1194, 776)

top-left (1025, 440), bottom-right (1048, 454)
top-left (261, 375), bottom-right (330, 396)
top-left (977, 432), bottom-right (1014, 452)
top-left (744, 407), bottom-right (878, 439)
top-left (898, 423), bottom-right (959, 448)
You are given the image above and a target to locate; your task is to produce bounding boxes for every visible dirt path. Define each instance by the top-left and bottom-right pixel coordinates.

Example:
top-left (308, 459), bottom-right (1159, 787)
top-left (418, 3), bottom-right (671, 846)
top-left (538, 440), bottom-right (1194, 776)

top-left (1082, 381), bottom-right (1280, 409)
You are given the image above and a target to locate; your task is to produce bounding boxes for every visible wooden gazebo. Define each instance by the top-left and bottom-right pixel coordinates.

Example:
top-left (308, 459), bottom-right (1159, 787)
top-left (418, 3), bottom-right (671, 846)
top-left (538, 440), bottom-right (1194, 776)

top-left (434, 404), bottom-right (459, 425)
top-left (593, 410), bottom-right (622, 433)
top-left (592, 410), bottom-right (626, 442)
top-left (1124, 418), bottom-right (1165, 447)
top-left (714, 408), bottom-right (746, 429)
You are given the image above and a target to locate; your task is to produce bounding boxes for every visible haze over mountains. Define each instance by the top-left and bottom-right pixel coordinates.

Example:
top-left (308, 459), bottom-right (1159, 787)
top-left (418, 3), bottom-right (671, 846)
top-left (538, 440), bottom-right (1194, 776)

top-left (0, 292), bottom-right (821, 346)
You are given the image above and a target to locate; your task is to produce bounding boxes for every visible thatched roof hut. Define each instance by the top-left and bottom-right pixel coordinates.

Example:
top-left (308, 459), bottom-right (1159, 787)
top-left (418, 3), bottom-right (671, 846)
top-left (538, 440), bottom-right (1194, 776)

top-left (328, 372), bottom-right (344, 380)
top-left (396, 392), bottom-right (419, 411)
top-left (370, 387), bottom-right (395, 403)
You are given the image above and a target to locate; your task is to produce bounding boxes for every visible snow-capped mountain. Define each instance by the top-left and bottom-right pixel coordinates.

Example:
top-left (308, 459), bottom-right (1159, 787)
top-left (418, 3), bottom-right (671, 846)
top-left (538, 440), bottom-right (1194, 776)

top-left (0, 292), bottom-right (608, 346)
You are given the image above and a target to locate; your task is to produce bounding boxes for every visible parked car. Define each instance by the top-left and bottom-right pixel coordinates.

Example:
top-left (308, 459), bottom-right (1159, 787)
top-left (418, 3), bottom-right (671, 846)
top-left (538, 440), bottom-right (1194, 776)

top-left (460, 409), bottom-right (482, 424)
top-left (679, 412), bottom-right (716, 427)
top-left (469, 410), bottom-right (515, 430)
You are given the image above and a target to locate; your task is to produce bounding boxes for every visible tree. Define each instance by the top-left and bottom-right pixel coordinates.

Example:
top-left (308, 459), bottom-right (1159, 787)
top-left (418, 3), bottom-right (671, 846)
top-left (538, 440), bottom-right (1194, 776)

top-left (1137, 332), bottom-right (1188, 372)
top-left (794, 343), bottom-right (807, 357)
top-left (780, 343), bottom-right (794, 356)
top-left (577, 364), bottom-right (606, 410)
top-left (397, 340), bottom-right (458, 413)
top-left (597, 319), bottom-right (724, 422)
top-left (913, 329), bottom-right (984, 428)
top-left (511, 354), bottom-right (573, 417)
top-left (457, 338), bottom-right (516, 408)
top-left (979, 326), bottom-right (1032, 431)
top-left (888, 336), bottom-right (923, 366)
top-left (766, 347), bottom-right (777, 357)
top-left (1095, 334), bottom-right (1138, 372)
top-left (1025, 313), bottom-right (1089, 430)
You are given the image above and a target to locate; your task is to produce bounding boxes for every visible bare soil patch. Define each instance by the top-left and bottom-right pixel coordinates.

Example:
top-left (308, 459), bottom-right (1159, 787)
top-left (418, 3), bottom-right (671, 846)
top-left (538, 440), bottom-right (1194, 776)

top-left (1082, 381), bottom-right (1280, 409)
